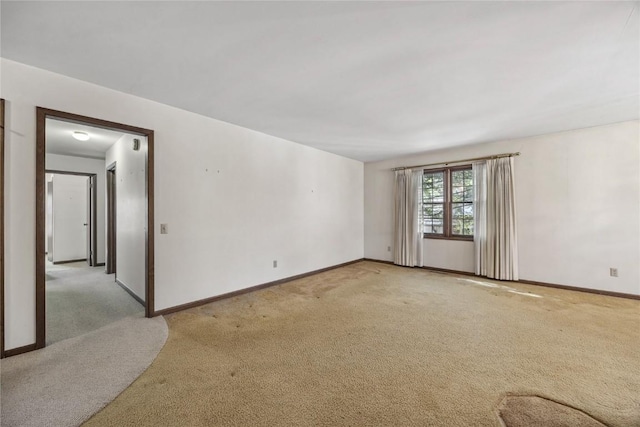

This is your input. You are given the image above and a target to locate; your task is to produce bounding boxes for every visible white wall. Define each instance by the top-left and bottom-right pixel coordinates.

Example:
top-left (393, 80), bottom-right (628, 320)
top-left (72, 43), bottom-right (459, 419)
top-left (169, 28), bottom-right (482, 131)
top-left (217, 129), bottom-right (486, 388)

top-left (106, 134), bottom-right (146, 300)
top-left (51, 174), bottom-right (88, 262)
top-left (365, 120), bottom-right (640, 295)
top-left (46, 154), bottom-right (106, 264)
top-left (1, 59), bottom-right (364, 350)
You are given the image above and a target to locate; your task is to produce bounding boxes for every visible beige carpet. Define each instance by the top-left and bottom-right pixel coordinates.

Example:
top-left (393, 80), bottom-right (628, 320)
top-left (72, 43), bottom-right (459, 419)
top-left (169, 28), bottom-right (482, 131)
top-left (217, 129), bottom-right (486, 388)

top-left (84, 261), bottom-right (640, 426)
top-left (498, 395), bottom-right (608, 426)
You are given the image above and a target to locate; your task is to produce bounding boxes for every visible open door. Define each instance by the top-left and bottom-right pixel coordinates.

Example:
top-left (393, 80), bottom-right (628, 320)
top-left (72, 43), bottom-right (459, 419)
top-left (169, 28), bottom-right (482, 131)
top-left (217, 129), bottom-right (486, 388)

top-left (86, 175), bottom-right (97, 266)
top-left (1, 98), bottom-right (5, 358)
top-left (45, 172), bottom-right (97, 265)
top-left (47, 180), bottom-right (54, 262)
top-left (106, 164), bottom-right (116, 275)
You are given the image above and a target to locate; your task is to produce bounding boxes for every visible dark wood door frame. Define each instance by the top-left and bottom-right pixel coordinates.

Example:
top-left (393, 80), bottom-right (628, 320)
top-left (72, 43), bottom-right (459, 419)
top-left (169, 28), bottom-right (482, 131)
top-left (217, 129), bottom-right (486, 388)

top-left (45, 170), bottom-right (98, 266)
top-left (1, 99), bottom-right (5, 358)
top-left (36, 107), bottom-right (155, 350)
top-left (106, 162), bottom-right (116, 275)
top-left (87, 175), bottom-right (96, 267)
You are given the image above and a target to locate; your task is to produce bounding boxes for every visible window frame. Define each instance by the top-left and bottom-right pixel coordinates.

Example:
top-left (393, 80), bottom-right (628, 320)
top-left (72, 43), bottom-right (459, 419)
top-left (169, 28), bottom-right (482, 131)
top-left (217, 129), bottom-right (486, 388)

top-left (422, 165), bottom-right (474, 241)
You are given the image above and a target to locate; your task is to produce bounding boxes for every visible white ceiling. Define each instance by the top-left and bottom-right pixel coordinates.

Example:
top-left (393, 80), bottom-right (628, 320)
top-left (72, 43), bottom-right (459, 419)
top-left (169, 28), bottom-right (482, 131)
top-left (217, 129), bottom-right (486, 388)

top-left (46, 118), bottom-right (124, 160)
top-left (2, 1), bottom-right (638, 162)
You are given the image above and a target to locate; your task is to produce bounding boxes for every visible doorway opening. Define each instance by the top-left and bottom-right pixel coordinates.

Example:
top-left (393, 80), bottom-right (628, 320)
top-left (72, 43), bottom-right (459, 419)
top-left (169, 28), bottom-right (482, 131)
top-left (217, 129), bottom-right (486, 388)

top-left (44, 169), bottom-right (139, 345)
top-left (36, 108), bottom-right (155, 349)
top-left (45, 171), bottom-right (97, 267)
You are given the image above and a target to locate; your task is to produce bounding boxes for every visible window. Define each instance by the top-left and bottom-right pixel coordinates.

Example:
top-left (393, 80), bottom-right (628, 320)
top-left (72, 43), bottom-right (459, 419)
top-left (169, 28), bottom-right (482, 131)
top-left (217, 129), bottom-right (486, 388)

top-left (423, 166), bottom-right (474, 239)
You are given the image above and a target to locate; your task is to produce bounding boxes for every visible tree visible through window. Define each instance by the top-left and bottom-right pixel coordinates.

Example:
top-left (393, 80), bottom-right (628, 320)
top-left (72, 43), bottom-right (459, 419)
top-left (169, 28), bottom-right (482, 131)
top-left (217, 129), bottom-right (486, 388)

top-left (423, 171), bottom-right (445, 234)
top-left (423, 166), bottom-right (474, 239)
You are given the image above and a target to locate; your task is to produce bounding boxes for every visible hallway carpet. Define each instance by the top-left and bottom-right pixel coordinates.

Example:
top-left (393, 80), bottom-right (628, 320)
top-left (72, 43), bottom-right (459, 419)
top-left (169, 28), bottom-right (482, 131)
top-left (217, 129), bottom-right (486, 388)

top-left (1, 314), bottom-right (168, 427)
top-left (84, 261), bottom-right (640, 426)
top-left (46, 263), bottom-right (143, 344)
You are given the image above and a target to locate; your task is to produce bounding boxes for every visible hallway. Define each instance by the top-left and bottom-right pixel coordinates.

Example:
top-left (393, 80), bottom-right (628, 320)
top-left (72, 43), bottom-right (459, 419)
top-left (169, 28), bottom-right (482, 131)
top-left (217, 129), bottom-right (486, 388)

top-left (46, 259), bottom-right (143, 345)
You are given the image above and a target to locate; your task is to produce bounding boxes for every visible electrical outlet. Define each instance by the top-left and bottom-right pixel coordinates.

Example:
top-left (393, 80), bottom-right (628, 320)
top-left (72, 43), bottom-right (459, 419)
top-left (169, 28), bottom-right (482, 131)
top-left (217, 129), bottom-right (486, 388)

top-left (160, 224), bottom-right (168, 234)
top-left (273, 260), bottom-right (277, 268)
top-left (387, 246), bottom-right (391, 252)
top-left (610, 268), bottom-right (618, 277)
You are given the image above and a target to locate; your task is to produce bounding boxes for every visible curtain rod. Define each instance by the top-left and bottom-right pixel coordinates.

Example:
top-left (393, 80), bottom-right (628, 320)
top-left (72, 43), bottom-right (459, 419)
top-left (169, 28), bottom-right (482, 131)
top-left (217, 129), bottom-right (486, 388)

top-left (391, 152), bottom-right (520, 171)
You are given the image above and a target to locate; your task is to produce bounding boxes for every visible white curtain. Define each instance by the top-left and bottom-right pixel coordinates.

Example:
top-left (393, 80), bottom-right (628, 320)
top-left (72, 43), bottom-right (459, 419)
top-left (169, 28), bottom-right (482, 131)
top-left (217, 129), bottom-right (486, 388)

top-left (473, 157), bottom-right (518, 280)
top-left (394, 169), bottom-right (424, 267)
top-left (473, 162), bottom-right (488, 276)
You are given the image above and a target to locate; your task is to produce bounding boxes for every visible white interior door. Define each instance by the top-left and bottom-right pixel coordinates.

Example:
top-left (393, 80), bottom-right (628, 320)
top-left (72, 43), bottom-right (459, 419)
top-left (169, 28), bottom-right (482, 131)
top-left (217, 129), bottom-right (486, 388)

top-left (51, 174), bottom-right (88, 263)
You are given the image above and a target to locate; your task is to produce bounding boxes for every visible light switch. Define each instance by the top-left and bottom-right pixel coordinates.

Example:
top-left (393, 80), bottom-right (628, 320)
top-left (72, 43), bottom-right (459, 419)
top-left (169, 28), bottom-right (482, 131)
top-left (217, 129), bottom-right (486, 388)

top-left (160, 224), bottom-right (168, 234)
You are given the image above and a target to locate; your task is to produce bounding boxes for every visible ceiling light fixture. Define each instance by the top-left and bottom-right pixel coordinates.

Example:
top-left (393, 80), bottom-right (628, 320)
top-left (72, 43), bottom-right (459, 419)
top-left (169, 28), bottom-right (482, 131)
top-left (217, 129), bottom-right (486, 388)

top-left (72, 131), bottom-right (90, 141)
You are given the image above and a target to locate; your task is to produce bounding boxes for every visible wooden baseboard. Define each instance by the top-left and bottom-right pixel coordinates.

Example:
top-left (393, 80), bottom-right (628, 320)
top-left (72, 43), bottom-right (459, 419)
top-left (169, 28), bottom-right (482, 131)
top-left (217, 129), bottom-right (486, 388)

top-left (363, 258), bottom-right (394, 265)
top-left (363, 258), bottom-right (477, 277)
top-left (154, 258), bottom-right (365, 316)
top-left (364, 258), bottom-right (640, 301)
top-left (518, 279), bottom-right (640, 301)
top-left (115, 278), bottom-right (145, 306)
top-left (421, 265), bottom-right (477, 277)
top-left (53, 258), bottom-right (86, 265)
top-left (4, 343), bottom-right (38, 358)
